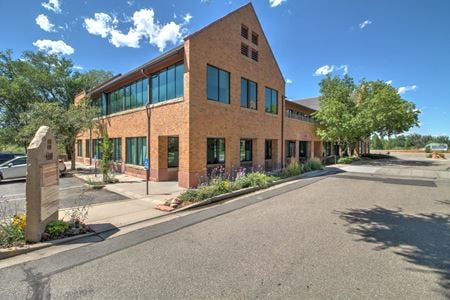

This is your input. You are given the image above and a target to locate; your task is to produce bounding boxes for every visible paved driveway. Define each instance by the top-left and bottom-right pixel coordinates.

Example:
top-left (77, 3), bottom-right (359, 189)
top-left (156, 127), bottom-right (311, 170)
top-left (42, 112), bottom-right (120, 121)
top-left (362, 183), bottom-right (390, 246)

top-left (0, 155), bottom-right (449, 299)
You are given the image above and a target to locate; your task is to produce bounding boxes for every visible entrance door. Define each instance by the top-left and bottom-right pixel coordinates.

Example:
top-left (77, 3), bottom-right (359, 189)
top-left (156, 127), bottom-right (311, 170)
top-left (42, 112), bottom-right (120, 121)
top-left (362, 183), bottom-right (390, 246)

top-left (299, 141), bottom-right (309, 162)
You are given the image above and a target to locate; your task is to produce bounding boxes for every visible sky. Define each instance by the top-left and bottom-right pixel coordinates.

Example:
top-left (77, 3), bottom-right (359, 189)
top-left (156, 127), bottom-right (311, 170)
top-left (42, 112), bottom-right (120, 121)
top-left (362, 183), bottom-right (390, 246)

top-left (0, 0), bottom-right (449, 136)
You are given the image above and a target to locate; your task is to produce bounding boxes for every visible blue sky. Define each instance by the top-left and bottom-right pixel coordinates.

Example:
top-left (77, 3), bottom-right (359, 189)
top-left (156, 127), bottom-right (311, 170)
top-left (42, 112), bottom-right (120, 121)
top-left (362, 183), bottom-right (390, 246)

top-left (0, 0), bottom-right (449, 136)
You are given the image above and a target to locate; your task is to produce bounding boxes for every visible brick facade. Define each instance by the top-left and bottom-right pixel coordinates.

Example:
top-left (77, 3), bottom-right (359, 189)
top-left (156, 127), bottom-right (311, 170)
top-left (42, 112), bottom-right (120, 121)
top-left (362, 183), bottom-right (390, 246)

top-left (75, 3), bottom-right (323, 188)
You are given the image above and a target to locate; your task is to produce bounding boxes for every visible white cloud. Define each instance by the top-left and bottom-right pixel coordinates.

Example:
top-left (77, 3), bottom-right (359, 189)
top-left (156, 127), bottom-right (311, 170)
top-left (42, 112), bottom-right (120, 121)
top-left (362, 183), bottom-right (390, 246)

top-left (269, 0), bottom-right (287, 7)
top-left (41, 0), bottom-right (61, 13)
top-left (183, 13), bottom-right (193, 23)
top-left (84, 13), bottom-right (117, 38)
top-left (84, 9), bottom-right (186, 51)
top-left (36, 14), bottom-right (55, 32)
top-left (386, 80), bottom-right (393, 85)
top-left (33, 39), bottom-right (74, 55)
top-left (313, 65), bottom-right (335, 76)
top-left (286, 78), bottom-right (293, 84)
top-left (73, 65), bottom-right (84, 70)
top-left (200, 0), bottom-right (211, 3)
top-left (314, 64), bottom-right (349, 76)
top-left (127, 0), bottom-right (135, 6)
top-left (398, 85), bottom-right (418, 95)
top-left (359, 20), bottom-right (372, 29)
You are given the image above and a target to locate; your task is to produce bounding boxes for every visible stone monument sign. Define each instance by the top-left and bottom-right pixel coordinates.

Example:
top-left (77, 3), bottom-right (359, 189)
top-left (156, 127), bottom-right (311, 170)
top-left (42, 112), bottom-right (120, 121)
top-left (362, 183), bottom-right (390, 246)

top-left (25, 126), bottom-right (60, 242)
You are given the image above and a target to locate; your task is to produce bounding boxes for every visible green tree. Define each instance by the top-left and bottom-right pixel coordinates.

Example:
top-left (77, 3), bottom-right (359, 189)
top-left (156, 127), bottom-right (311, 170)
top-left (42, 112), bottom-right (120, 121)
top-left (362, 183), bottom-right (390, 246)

top-left (18, 100), bottom-right (99, 170)
top-left (0, 49), bottom-right (112, 155)
top-left (314, 75), bottom-right (420, 156)
top-left (98, 124), bottom-right (113, 183)
top-left (371, 134), bottom-right (384, 150)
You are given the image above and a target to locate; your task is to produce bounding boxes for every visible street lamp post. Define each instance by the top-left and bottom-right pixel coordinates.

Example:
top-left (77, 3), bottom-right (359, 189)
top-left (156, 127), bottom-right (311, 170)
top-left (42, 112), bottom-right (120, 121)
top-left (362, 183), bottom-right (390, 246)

top-left (145, 102), bottom-right (151, 195)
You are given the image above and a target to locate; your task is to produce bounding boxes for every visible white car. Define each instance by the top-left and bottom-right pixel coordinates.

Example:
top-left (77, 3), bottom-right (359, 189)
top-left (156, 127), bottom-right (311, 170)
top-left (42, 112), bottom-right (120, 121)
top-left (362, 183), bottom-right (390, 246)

top-left (0, 156), bottom-right (67, 181)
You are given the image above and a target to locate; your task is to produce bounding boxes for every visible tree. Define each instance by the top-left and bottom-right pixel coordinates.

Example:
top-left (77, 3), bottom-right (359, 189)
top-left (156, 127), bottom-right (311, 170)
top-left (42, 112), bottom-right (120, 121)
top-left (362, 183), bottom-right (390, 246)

top-left (98, 124), bottom-right (113, 183)
top-left (314, 75), bottom-right (420, 156)
top-left (0, 49), bottom-right (112, 157)
top-left (18, 100), bottom-right (99, 170)
top-left (371, 134), bottom-right (384, 150)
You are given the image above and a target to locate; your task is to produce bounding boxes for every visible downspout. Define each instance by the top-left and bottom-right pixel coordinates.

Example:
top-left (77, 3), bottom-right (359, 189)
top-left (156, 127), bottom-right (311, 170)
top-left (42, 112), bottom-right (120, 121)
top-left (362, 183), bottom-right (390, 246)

top-left (281, 95), bottom-right (285, 169)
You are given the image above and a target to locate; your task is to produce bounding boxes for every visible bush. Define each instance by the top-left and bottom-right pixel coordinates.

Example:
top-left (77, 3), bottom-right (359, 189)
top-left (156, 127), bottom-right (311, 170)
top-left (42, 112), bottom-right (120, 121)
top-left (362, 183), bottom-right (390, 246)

top-left (361, 153), bottom-right (393, 159)
top-left (280, 161), bottom-right (302, 178)
top-left (177, 189), bottom-right (199, 203)
top-left (302, 158), bottom-right (323, 172)
top-left (0, 222), bottom-right (25, 248)
top-left (337, 156), bottom-right (361, 164)
top-left (45, 220), bottom-right (70, 237)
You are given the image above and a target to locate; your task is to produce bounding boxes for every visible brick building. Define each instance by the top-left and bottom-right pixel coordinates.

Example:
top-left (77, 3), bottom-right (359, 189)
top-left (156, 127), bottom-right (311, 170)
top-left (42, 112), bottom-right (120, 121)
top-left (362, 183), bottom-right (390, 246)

top-left (75, 3), bottom-right (325, 188)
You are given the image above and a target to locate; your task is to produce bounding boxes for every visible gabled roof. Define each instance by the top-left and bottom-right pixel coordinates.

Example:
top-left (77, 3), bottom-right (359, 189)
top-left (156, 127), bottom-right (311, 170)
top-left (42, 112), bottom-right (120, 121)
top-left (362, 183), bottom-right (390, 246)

top-left (185, 2), bottom-right (285, 84)
top-left (290, 97), bottom-right (320, 111)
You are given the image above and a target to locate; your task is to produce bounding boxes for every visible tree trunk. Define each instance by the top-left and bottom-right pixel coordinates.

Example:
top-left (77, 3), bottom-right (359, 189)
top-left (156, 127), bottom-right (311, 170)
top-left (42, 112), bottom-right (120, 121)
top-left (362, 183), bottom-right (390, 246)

top-left (66, 142), bottom-right (76, 171)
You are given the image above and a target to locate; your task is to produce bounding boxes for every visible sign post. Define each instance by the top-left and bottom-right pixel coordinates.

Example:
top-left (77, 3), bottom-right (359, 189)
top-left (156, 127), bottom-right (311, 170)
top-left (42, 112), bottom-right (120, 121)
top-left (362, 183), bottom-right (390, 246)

top-left (25, 126), bottom-right (59, 242)
top-left (144, 158), bottom-right (149, 195)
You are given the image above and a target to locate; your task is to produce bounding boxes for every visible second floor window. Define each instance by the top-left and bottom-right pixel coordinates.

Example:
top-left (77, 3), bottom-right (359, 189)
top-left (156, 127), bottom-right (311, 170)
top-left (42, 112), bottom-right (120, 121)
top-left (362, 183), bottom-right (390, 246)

top-left (151, 62), bottom-right (184, 104)
top-left (265, 87), bottom-right (278, 114)
top-left (240, 78), bottom-right (257, 110)
top-left (207, 65), bottom-right (230, 104)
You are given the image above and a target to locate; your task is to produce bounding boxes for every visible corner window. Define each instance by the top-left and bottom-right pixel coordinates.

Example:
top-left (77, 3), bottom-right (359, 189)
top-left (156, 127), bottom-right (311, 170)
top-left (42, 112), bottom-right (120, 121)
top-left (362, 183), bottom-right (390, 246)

top-left (265, 87), bottom-right (278, 114)
top-left (240, 139), bottom-right (253, 162)
top-left (265, 140), bottom-right (273, 160)
top-left (77, 140), bottom-right (82, 157)
top-left (207, 138), bottom-right (225, 164)
top-left (240, 78), bottom-right (257, 110)
top-left (168, 137), bottom-right (179, 168)
top-left (126, 137), bottom-right (147, 166)
top-left (207, 65), bottom-right (230, 104)
top-left (151, 61), bottom-right (184, 104)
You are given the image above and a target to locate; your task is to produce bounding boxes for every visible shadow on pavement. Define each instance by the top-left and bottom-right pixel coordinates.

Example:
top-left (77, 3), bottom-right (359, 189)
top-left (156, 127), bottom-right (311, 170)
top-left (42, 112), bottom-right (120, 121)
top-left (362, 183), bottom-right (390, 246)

top-left (337, 206), bottom-right (450, 297)
top-left (353, 158), bottom-right (436, 167)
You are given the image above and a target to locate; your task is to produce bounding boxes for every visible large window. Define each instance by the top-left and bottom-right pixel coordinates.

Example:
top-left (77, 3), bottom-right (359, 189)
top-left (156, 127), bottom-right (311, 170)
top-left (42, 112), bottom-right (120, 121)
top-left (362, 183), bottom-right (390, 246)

top-left (168, 137), bottom-right (179, 168)
top-left (286, 140), bottom-right (296, 158)
top-left (207, 138), bottom-right (225, 164)
top-left (265, 87), bottom-right (278, 114)
top-left (240, 139), bottom-right (253, 162)
top-left (240, 78), bottom-right (257, 110)
top-left (207, 65), bottom-right (230, 104)
top-left (86, 139), bottom-right (91, 158)
top-left (76, 140), bottom-right (82, 157)
top-left (126, 137), bottom-right (147, 166)
top-left (265, 140), bottom-right (273, 160)
top-left (93, 139), bottom-right (102, 160)
top-left (151, 61), bottom-right (184, 104)
top-left (111, 138), bottom-right (122, 162)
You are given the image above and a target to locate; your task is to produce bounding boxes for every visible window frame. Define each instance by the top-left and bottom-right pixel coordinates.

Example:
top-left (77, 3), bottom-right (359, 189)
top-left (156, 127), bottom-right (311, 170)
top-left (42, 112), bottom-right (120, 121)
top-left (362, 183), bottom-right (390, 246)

top-left (206, 64), bottom-right (230, 104)
top-left (207, 138), bottom-right (226, 165)
top-left (125, 137), bottom-right (147, 166)
top-left (150, 61), bottom-right (184, 104)
top-left (167, 136), bottom-right (179, 168)
top-left (240, 139), bottom-right (253, 162)
top-left (240, 77), bottom-right (258, 110)
top-left (76, 140), bottom-right (82, 157)
top-left (265, 87), bottom-right (278, 114)
top-left (265, 140), bottom-right (273, 160)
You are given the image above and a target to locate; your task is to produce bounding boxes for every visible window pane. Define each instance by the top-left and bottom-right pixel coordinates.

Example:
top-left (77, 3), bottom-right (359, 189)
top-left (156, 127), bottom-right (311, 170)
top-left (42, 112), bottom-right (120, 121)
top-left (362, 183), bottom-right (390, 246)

top-left (240, 78), bottom-right (248, 107)
top-left (218, 139), bottom-right (225, 163)
top-left (125, 86), bottom-right (131, 109)
top-left (167, 65), bottom-right (175, 100)
top-left (271, 90), bottom-right (277, 113)
top-left (143, 78), bottom-right (148, 104)
top-left (136, 80), bottom-right (143, 106)
top-left (265, 88), bottom-right (271, 113)
top-left (168, 137), bottom-right (179, 168)
top-left (219, 70), bottom-right (229, 103)
top-left (151, 75), bottom-right (158, 103)
top-left (249, 81), bottom-right (257, 110)
top-left (207, 65), bottom-right (218, 100)
top-left (86, 140), bottom-right (90, 157)
top-left (159, 70), bottom-right (167, 101)
top-left (175, 63), bottom-right (184, 98)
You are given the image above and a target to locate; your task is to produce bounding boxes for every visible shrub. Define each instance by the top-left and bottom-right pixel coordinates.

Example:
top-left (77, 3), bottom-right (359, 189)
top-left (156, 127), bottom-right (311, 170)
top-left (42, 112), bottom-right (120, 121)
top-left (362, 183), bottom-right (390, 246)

top-left (12, 214), bottom-right (26, 232)
top-left (302, 158), bottom-right (323, 172)
top-left (280, 161), bottom-right (302, 178)
top-left (177, 189), bottom-right (199, 203)
top-left (0, 222), bottom-right (25, 248)
top-left (337, 156), bottom-right (361, 164)
top-left (361, 153), bottom-right (393, 159)
top-left (45, 220), bottom-right (70, 237)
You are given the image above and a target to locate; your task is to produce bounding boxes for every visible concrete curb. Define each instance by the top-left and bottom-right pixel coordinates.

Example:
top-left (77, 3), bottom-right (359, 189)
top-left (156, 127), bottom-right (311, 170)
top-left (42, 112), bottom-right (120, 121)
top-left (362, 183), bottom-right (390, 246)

top-left (0, 168), bottom-right (334, 260)
top-left (174, 169), bottom-right (331, 212)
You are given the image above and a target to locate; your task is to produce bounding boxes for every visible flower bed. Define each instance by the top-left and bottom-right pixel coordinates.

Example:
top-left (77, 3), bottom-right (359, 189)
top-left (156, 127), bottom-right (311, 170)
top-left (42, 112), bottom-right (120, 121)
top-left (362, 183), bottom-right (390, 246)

top-left (158, 158), bottom-right (324, 211)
